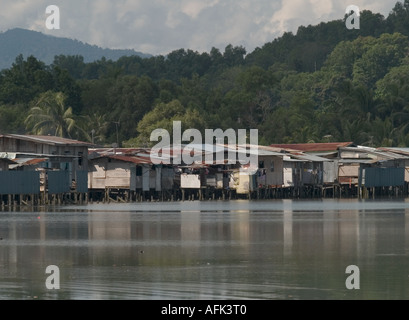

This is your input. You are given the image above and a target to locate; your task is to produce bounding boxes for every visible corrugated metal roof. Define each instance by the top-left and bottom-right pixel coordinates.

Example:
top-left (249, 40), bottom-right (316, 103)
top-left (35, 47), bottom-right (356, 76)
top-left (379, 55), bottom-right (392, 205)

top-left (90, 154), bottom-right (153, 165)
top-left (257, 145), bottom-right (288, 153)
top-left (341, 146), bottom-right (409, 160)
top-left (89, 147), bottom-right (150, 155)
top-left (227, 144), bottom-right (287, 157)
top-left (269, 142), bottom-right (354, 152)
top-left (289, 153), bottom-right (330, 162)
top-left (377, 147), bottom-right (409, 156)
top-left (283, 158), bottom-right (304, 162)
top-left (110, 155), bottom-right (153, 164)
top-left (23, 158), bottom-right (48, 166)
top-left (9, 158), bottom-right (48, 169)
top-left (0, 134), bottom-right (93, 147)
top-left (310, 151), bottom-right (339, 157)
top-left (89, 144), bottom-right (367, 167)
top-left (235, 148), bottom-right (283, 157)
top-left (231, 144), bottom-right (291, 154)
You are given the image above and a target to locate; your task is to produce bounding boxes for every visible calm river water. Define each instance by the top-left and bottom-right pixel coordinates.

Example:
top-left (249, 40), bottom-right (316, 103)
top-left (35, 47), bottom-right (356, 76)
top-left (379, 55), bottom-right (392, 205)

top-left (1, 199), bottom-right (409, 300)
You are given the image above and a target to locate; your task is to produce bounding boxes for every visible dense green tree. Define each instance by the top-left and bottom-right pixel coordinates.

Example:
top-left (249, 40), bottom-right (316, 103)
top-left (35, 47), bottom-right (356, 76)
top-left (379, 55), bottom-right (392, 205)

top-left (357, 10), bottom-right (387, 37)
top-left (106, 75), bottom-right (158, 144)
top-left (2, 1), bottom-right (409, 149)
top-left (52, 55), bottom-right (85, 79)
top-left (352, 33), bottom-right (408, 87)
top-left (387, 0), bottom-right (409, 36)
top-left (0, 104), bottom-right (26, 134)
top-left (0, 55), bottom-right (53, 104)
top-left (124, 99), bottom-right (206, 147)
top-left (79, 78), bottom-right (113, 114)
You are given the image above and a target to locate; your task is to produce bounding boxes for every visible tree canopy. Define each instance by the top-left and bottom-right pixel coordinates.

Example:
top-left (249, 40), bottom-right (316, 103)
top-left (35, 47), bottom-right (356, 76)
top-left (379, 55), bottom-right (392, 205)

top-left (1, 1), bottom-right (409, 148)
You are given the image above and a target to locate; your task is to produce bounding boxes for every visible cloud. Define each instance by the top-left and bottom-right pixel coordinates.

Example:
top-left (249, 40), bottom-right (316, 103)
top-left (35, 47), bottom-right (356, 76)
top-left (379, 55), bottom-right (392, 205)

top-left (181, 0), bottom-right (220, 19)
top-left (0, 0), bottom-right (399, 56)
top-left (0, 1), bottom-right (45, 28)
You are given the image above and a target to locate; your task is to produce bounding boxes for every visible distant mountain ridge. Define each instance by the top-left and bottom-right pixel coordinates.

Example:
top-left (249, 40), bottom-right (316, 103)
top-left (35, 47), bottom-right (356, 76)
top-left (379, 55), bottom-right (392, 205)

top-left (0, 28), bottom-right (151, 70)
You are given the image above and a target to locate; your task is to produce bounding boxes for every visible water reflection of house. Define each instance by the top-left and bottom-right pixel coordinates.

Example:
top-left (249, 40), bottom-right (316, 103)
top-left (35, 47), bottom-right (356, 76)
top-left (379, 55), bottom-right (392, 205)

top-left (230, 211), bottom-right (250, 244)
top-left (88, 211), bottom-right (131, 240)
top-left (181, 211), bottom-right (201, 242)
top-left (87, 211), bottom-right (133, 263)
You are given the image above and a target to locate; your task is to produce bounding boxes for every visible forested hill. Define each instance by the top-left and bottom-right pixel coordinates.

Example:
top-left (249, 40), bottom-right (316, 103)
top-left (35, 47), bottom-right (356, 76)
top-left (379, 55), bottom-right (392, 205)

top-left (0, 28), bottom-right (151, 70)
top-left (1, 1), bottom-right (409, 149)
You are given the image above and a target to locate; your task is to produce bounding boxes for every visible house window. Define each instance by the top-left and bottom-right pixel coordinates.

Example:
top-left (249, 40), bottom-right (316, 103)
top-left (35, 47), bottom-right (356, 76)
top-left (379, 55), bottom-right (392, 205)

top-left (78, 152), bottom-right (84, 167)
top-left (136, 166), bottom-right (142, 176)
top-left (259, 161), bottom-right (264, 169)
top-left (270, 161), bottom-right (274, 172)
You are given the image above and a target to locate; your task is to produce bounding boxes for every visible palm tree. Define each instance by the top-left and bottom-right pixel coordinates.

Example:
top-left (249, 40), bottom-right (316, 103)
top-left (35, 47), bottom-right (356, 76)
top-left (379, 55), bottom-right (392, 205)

top-left (25, 91), bottom-right (80, 138)
top-left (367, 117), bottom-right (397, 147)
top-left (335, 81), bottom-right (376, 121)
top-left (341, 118), bottom-right (370, 145)
top-left (79, 112), bottom-right (109, 145)
top-left (376, 80), bottom-right (408, 118)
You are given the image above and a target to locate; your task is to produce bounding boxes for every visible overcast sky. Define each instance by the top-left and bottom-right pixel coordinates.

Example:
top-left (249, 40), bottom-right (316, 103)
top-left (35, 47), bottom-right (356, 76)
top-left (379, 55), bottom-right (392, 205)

top-left (0, 0), bottom-right (400, 56)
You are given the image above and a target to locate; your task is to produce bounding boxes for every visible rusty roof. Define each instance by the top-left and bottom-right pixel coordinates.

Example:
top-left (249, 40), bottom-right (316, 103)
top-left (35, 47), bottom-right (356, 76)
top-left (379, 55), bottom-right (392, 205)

top-left (90, 154), bottom-right (153, 165)
top-left (109, 155), bottom-right (153, 164)
top-left (269, 142), bottom-right (354, 152)
top-left (11, 158), bottom-right (48, 166)
top-left (0, 134), bottom-right (94, 147)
